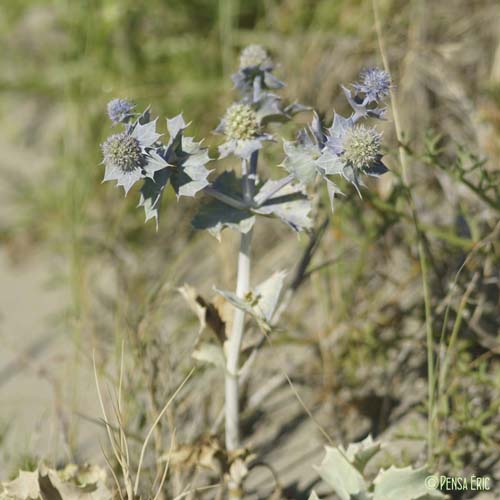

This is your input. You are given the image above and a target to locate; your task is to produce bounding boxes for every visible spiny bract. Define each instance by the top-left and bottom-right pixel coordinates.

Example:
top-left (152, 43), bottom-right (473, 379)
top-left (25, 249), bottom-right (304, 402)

top-left (224, 103), bottom-right (259, 140)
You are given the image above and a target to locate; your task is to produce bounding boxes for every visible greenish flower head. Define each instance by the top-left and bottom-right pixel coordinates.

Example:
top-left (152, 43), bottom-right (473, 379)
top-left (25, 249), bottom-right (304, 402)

top-left (224, 103), bottom-right (259, 140)
top-left (239, 44), bottom-right (270, 69)
top-left (342, 125), bottom-right (381, 171)
top-left (101, 132), bottom-right (144, 173)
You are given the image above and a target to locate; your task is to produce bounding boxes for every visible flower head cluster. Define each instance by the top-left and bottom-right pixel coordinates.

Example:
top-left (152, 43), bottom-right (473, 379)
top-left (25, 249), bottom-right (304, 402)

top-left (224, 104), bottom-right (259, 140)
top-left (101, 116), bottom-right (167, 194)
top-left (232, 45), bottom-right (284, 102)
top-left (100, 105), bottom-right (212, 227)
top-left (101, 132), bottom-right (145, 173)
top-left (341, 67), bottom-right (392, 122)
top-left (353, 68), bottom-right (391, 104)
top-left (107, 98), bottom-right (135, 124)
top-left (340, 125), bottom-right (382, 172)
top-left (239, 44), bottom-right (272, 70)
top-left (216, 101), bottom-right (272, 160)
top-left (283, 87), bottom-right (389, 207)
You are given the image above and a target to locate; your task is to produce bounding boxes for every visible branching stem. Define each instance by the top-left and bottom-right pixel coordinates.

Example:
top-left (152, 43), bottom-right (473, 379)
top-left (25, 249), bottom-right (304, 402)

top-left (204, 185), bottom-right (249, 210)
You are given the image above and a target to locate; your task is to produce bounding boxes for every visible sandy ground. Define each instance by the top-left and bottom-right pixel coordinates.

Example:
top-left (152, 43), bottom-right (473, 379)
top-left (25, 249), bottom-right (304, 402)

top-left (0, 246), bottom-right (104, 471)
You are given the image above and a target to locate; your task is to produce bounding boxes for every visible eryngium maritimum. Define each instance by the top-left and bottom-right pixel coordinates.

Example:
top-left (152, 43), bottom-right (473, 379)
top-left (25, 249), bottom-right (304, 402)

top-left (101, 118), bottom-right (166, 194)
top-left (101, 133), bottom-right (144, 173)
top-left (224, 104), bottom-right (259, 140)
top-left (107, 98), bottom-right (135, 124)
top-left (353, 68), bottom-right (391, 103)
top-left (342, 125), bottom-right (382, 171)
top-left (239, 44), bottom-right (270, 69)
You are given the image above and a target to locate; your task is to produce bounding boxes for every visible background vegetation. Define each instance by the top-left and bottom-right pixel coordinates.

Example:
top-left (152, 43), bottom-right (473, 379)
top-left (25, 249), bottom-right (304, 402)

top-left (0, 0), bottom-right (499, 498)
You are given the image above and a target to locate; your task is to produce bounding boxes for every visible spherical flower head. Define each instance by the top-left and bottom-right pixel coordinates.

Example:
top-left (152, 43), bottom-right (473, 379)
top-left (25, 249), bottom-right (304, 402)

top-left (354, 68), bottom-right (391, 103)
top-left (224, 103), bottom-right (259, 140)
top-left (239, 44), bottom-right (271, 69)
top-left (342, 125), bottom-right (381, 171)
top-left (101, 132), bottom-right (144, 173)
top-left (107, 98), bottom-right (134, 124)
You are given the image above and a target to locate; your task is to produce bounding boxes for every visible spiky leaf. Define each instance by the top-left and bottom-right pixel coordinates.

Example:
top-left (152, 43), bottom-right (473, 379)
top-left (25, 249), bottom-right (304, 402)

top-left (254, 184), bottom-right (312, 232)
top-left (373, 466), bottom-right (446, 500)
top-left (314, 447), bottom-right (369, 500)
top-left (191, 171), bottom-right (254, 240)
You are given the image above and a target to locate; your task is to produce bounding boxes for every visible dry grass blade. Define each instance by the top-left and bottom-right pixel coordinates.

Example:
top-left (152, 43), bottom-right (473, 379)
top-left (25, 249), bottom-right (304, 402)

top-left (153, 429), bottom-right (176, 500)
top-left (134, 367), bottom-right (196, 495)
top-left (172, 484), bottom-right (221, 500)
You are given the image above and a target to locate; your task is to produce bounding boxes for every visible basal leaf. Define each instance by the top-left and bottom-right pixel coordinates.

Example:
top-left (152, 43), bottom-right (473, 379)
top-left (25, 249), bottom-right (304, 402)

top-left (373, 466), bottom-right (446, 500)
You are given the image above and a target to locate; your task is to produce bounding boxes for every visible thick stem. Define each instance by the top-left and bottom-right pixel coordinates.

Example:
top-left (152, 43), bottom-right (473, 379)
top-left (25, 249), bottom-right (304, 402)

top-left (224, 155), bottom-right (257, 500)
top-left (225, 228), bottom-right (253, 451)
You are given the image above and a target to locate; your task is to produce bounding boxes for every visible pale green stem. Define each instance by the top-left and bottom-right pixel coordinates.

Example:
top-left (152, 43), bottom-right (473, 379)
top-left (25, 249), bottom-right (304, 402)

top-left (224, 228), bottom-right (253, 451)
top-left (224, 156), bottom-right (256, 500)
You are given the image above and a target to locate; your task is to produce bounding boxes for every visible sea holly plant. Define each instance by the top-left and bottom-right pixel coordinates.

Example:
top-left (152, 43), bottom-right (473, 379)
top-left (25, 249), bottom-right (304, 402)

top-left (311, 436), bottom-right (446, 500)
top-left (99, 46), bottom-right (391, 496)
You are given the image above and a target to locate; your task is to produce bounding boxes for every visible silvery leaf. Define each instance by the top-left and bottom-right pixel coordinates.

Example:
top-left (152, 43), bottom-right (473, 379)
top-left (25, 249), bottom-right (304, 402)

top-left (214, 270), bottom-right (286, 328)
top-left (191, 202), bottom-right (255, 240)
top-left (309, 110), bottom-right (326, 148)
top-left (282, 141), bottom-right (319, 185)
top-left (314, 447), bottom-right (369, 500)
top-left (167, 113), bottom-right (188, 138)
top-left (373, 466), bottom-right (446, 500)
top-left (263, 71), bottom-right (285, 89)
top-left (170, 162), bottom-right (211, 199)
top-left (191, 171), bottom-right (254, 239)
top-left (213, 288), bottom-right (253, 316)
top-left (343, 164), bottom-right (363, 197)
top-left (255, 93), bottom-right (288, 124)
top-left (316, 150), bottom-right (344, 176)
top-left (253, 270), bottom-right (287, 322)
top-left (339, 435), bottom-right (381, 473)
top-left (138, 168), bottom-right (172, 228)
top-left (234, 138), bottom-right (263, 160)
top-left (133, 118), bottom-right (162, 148)
top-left (329, 111), bottom-right (353, 136)
top-left (325, 178), bottom-right (343, 211)
top-left (253, 178), bottom-right (289, 206)
top-left (255, 184), bottom-right (313, 232)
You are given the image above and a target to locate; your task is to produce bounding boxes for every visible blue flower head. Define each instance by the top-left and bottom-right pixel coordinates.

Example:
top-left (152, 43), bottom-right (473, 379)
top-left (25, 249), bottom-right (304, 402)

top-left (107, 98), bottom-right (135, 124)
top-left (353, 68), bottom-right (391, 104)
